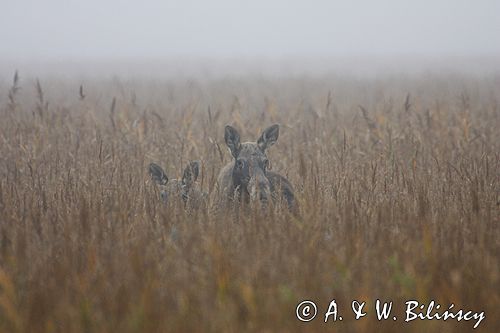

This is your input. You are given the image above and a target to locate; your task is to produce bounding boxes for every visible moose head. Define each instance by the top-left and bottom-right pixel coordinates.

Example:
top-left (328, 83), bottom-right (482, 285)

top-left (224, 124), bottom-right (280, 205)
top-left (148, 161), bottom-right (201, 205)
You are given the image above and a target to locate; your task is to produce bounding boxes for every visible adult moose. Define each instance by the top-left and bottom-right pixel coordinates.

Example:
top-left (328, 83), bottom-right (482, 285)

top-left (213, 124), bottom-right (297, 214)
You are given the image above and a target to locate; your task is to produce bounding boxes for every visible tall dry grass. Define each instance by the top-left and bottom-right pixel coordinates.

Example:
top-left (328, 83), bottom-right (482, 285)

top-left (0, 72), bottom-right (498, 332)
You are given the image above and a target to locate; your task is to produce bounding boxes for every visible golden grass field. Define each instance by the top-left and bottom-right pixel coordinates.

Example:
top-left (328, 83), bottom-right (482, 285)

top-left (0, 71), bottom-right (498, 332)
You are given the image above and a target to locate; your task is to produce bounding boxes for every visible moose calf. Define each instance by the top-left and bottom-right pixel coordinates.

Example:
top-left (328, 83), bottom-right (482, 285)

top-left (148, 161), bottom-right (207, 211)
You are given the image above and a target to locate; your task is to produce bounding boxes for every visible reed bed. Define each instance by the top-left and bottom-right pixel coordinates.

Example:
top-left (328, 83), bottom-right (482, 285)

top-left (0, 72), bottom-right (498, 332)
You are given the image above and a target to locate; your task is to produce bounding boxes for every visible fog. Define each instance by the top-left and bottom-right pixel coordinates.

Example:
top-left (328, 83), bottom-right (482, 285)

top-left (1, 0), bottom-right (500, 77)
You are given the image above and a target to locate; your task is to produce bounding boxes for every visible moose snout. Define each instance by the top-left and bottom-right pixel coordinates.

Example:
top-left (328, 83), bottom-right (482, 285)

top-left (248, 175), bottom-right (271, 203)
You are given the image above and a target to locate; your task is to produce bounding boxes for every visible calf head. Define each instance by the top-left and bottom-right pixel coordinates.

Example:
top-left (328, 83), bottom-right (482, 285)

top-left (148, 161), bottom-right (200, 205)
top-left (224, 124), bottom-right (279, 205)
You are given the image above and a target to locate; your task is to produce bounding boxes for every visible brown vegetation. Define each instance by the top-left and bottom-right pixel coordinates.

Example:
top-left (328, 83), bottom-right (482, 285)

top-left (0, 72), bottom-right (498, 332)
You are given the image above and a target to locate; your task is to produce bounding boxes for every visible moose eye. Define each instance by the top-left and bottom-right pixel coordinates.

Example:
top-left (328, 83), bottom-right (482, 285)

top-left (236, 159), bottom-right (244, 169)
top-left (263, 159), bottom-right (269, 169)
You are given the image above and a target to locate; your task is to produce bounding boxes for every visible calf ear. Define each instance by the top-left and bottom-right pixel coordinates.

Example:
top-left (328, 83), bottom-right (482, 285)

top-left (182, 160), bottom-right (200, 187)
top-left (224, 125), bottom-right (241, 158)
top-left (149, 163), bottom-right (168, 185)
top-left (257, 124), bottom-right (279, 151)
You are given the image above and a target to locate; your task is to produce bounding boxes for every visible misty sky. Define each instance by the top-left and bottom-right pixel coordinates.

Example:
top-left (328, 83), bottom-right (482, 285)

top-left (1, 0), bottom-right (499, 61)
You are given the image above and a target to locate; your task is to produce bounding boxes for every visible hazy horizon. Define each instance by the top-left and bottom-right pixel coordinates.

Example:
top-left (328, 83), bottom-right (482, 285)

top-left (1, 0), bottom-right (500, 77)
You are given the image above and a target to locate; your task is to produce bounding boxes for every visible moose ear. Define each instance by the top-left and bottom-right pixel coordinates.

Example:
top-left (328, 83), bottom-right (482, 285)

top-left (257, 124), bottom-right (279, 151)
top-left (149, 163), bottom-right (168, 185)
top-left (224, 125), bottom-right (241, 158)
top-left (182, 160), bottom-right (200, 187)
